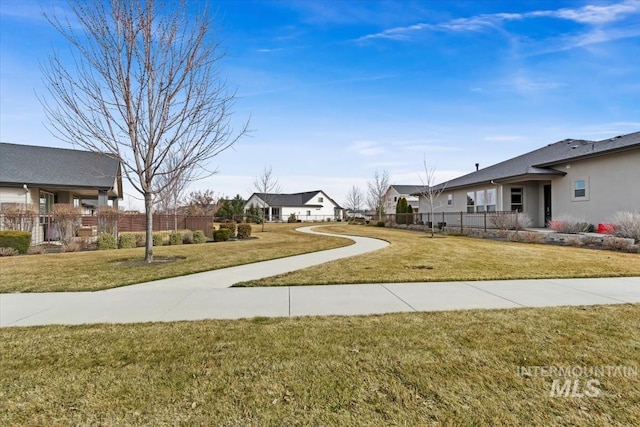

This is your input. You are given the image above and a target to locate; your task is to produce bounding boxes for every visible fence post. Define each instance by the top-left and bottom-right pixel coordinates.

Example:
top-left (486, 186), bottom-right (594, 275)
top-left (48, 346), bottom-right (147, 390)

top-left (483, 211), bottom-right (487, 232)
top-left (460, 211), bottom-right (463, 233)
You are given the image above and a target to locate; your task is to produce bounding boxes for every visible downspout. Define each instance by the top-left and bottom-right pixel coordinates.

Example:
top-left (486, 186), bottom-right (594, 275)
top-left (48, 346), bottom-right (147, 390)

top-left (491, 180), bottom-right (503, 211)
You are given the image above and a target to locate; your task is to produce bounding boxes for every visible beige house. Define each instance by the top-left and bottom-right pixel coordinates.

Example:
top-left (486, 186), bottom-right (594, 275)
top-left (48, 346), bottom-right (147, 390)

top-left (383, 185), bottom-right (423, 215)
top-left (0, 142), bottom-right (122, 243)
top-left (416, 131), bottom-right (640, 227)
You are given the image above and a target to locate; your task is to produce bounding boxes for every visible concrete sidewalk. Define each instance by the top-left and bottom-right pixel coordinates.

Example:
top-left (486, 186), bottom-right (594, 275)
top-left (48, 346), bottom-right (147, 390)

top-left (2, 277), bottom-right (638, 327)
top-left (1, 226), bottom-right (638, 327)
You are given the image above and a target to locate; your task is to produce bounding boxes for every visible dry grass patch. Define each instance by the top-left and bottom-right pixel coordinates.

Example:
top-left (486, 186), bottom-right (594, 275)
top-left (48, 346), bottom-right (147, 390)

top-left (0, 224), bottom-right (351, 293)
top-left (239, 225), bottom-right (640, 286)
top-left (1, 305), bottom-right (638, 426)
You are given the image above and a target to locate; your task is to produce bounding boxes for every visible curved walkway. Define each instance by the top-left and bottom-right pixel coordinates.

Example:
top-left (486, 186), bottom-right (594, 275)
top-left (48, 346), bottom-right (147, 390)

top-left (1, 228), bottom-right (639, 327)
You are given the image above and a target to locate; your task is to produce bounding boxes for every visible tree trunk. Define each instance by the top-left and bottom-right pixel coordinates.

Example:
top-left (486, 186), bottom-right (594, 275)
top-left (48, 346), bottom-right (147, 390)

top-left (145, 192), bottom-right (154, 262)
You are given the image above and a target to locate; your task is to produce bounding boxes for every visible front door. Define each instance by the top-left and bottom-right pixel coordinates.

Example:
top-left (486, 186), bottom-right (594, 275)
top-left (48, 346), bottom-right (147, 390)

top-left (543, 185), bottom-right (552, 226)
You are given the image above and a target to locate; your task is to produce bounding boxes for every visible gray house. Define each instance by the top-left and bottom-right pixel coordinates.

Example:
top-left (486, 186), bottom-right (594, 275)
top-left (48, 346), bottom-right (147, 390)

top-left (0, 142), bottom-right (122, 241)
top-left (416, 131), bottom-right (640, 227)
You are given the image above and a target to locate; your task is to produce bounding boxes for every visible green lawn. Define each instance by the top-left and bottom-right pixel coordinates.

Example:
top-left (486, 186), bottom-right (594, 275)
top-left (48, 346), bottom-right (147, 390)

top-left (1, 305), bottom-right (638, 426)
top-left (0, 223), bottom-right (351, 293)
top-left (237, 225), bottom-right (640, 286)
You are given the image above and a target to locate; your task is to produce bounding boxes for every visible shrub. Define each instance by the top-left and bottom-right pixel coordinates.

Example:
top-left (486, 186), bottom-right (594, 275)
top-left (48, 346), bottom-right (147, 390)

top-left (169, 232), bottom-right (183, 245)
top-left (521, 231), bottom-right (545, 244)
top-left (135, 233), bottom-right (146, 247)
top-left (549, 215), bottom-right (593, 234)
top-left (612, 211), bottom-right (640, 242)
top-left (153, 233), bottom-right (164, 246)
top-left (602, 237), bottom-right (634, 251)
top-left (51, 203), bottom-right (82, 245)
top-left (62, 241), bottom-right (81, 252)
top-left (96, 206), bottom-right (120, 235)
top-left (507, 232), bottom-right (523, 242)
top-left (0, 247), bottom-right (20, 257)
top-left (28, 245), bottom-right (45, 255)
top-left (237, 223), bottom-right (252, 239)
top-left (491, 212), bottom-right (532, 230)
top-left (287, 213), bottom-right (298, 223)
top-left (376, 221), bottom-right (385, 227)
top-left (182, 230), bottom-right (194, 244)
top-left (193, 230), bottom-right (206, 244)
top-left (214, 228), bottom-right (231, 242)
top-left (0, 230), bottom-right (31, 254)
top-left (96, 233), bottom-right (117, 250)
top-left (118, 233), bottom-right (137, 249)
top-left (219, 221), bottom-right (237, 237)
top-left (1, 204), bottom-right (38, 232)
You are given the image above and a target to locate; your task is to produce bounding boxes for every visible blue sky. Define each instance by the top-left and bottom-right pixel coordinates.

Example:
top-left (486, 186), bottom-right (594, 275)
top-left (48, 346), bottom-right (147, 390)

top-left (1, 0), bottom-right (639, 210)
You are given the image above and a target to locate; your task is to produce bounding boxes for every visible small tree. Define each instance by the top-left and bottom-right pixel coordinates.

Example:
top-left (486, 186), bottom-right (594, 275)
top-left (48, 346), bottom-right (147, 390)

top-left (344, 185), bottom-right (363, 223)
top-left (186, 190), bottom-right (218, 216)
top-left (418, 158), bottom-right (447, 237)
top-left (1, 205), bottom-right (38, 232)
top-left (253, 166), bottom-right (281, 232)
top-left (396, 197), bottom-right (408, 225)
top-left (367, 169), bottom-right (389, 222)
top-left (405, 199), bottom-right (414, 225)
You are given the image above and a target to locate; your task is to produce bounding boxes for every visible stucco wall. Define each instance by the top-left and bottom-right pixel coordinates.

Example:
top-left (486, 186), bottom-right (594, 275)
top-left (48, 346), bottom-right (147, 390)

top-left (550, 150), bottom-right (640, 225)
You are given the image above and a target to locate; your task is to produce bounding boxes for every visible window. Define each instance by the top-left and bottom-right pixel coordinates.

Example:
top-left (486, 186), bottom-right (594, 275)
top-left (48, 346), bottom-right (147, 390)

top-left (447, 194), bottom-right (453, 207)
top-left (466, 191), bottom-right (475, 213)
top-left (510, 188), bottom-right (523, 212)
top-left (318, 197), bottom-right (324, 203)
top-left (486, 189), bottom-right (497, 212)
top-left (476, 190), bottom-right (486, 212)
top-left (306, 210), bottom-right (311, 216)
top-left (572, 178), bottom-right (589, 200)
top-left (39, 191), bottom-right (54, 224)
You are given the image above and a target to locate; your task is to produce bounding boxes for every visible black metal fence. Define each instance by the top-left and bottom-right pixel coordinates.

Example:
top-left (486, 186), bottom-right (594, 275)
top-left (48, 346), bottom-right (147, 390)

top-left (387, 211), bottom-right (527, 232)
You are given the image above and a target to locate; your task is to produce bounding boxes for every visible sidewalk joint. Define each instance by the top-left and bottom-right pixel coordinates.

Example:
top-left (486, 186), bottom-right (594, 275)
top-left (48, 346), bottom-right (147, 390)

top-left (381, 284), bottom-right (417, 311)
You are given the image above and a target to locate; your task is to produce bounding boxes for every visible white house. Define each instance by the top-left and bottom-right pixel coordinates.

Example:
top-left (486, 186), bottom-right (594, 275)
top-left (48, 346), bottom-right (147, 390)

top-left (244, 190), bottom-right (343, 222)
top-left (383, 185), bottom-right (423, 214)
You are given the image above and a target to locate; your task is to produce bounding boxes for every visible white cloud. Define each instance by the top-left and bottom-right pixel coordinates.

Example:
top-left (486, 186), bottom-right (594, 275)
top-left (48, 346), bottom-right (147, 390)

top-left (349, 141), bottom-right (386, 156)
top-left (356, 1), bottom-right (640, 42)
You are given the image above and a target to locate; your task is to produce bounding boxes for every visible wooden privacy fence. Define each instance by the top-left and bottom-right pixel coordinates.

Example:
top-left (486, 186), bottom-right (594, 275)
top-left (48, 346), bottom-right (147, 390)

top-left (80, 214), bottom-right (215, 233)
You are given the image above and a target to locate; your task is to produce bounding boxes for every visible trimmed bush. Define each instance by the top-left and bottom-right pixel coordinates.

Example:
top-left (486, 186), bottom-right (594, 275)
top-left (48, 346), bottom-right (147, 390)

top-left (214, 228), bottom-right (231, 242)
top-left (287, 213), bottom-right (297, 223)
top-left (0, 230), bottom-right (31, 254)
top-left (97, 233), bottom-right (117, 250)
top-left (182, 230), bottom-right (194, 244)
top-left (193, 230), bottom-right (206, 244)
top-left (153, 233), bottom-right (164, 247)
top-left (237, 223), bottom-right (252, 239)
top-left (169, 232), bottom-right (183, 245)
top-left (219, 221), bottom-right (237, 237)
top-left (118, 233), bottom-right (137, 249)
top-left (376, 221), bottom-right (385, 227)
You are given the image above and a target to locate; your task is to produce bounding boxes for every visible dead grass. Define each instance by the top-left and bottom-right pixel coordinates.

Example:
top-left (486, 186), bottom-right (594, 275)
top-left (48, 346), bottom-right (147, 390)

top-left (1, 304), bottom-right (638, 426)
top-left (0, 224), bottom-right (351, 293)
top-left (238, 225), bottom-right (640, 286)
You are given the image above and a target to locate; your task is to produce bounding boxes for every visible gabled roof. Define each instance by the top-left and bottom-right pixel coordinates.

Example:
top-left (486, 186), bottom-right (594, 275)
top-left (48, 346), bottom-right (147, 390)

top-left (0, 142), bottom-right (122, 194)
top-left (388, 185), bottom-right (424, 195)
top-left (431, 131), bottom-right (640, 191)
top-left (250, 190), bottom-right (342, 209)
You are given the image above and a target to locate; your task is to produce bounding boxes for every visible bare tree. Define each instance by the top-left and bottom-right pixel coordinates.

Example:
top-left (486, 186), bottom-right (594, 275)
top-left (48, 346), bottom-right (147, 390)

top-left (186, 189), bottom-right (219, 216)
top-left (252, 166), bottom-right (281, 232)
top-left (418, 158), bottom-right (447, 237)
top-left (367, 169), bottom-right (389, 222)
top-left (154, 152), bottom-right (193, 231)
top-left (344, 185), bottom-right (363, 223)
top-left (40, 0), bottom-right (248, 262)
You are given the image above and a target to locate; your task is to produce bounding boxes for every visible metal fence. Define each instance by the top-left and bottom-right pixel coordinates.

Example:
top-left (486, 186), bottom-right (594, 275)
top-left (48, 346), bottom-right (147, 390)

top-left (387, 211), bottom-right (526, 232)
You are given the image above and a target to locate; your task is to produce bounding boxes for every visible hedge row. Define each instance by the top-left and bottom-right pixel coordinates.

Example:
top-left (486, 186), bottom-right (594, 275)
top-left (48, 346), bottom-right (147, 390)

top-left (0, 231), bottom-right (31, 254)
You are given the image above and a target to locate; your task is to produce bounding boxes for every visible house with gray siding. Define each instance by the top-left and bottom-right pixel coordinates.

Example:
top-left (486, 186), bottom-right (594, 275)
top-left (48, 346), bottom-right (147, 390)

top-left (415, 131), bottom-right (640, 228)
top-left (0, 142), bottom-right (122, 242)
top-left (383, 185), bottom-right (423, 214)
